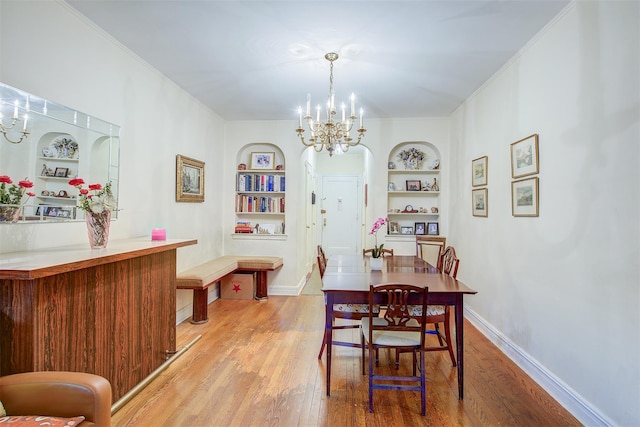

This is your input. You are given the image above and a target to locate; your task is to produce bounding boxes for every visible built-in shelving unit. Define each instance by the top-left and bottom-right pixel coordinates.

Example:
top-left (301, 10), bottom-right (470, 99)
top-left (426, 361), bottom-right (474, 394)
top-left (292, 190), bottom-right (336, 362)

top-left (387, 143), bottom-right (441, 238)
top-left (33, 134), bottom-right (80, 220)
top-left (233, 144), bottom-right (286, 237)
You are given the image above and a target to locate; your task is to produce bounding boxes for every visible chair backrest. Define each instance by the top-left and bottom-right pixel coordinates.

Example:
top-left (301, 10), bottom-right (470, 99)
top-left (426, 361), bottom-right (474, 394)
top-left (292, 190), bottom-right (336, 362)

top-left (438, 246), bottom-right (459, 278)
top-left (416, 236), bottom-right (446, 267)
top-left (363, 248), bottom-right (394, 257)
top-left (317, 245), bottom-right (327, 278)
top-left (368, 284), bottom-right (428, 343)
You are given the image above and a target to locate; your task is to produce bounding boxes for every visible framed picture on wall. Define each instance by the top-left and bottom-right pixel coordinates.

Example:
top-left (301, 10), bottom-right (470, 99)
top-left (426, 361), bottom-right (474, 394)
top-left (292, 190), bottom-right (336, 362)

top-left (176, 154), bottom-right (205, 202)
top-left (250, 152), bottom-right (275, 170)
top-left (510, 134), bottom-right (539, 178)
top-left (414, 222), bottom-right (426, 235)
top-left (512, 177), bottom-right (539, 217)
top-left (472, 188), bottom-right (488, 217)
top-left (471, 156), bottom-right (488, 187)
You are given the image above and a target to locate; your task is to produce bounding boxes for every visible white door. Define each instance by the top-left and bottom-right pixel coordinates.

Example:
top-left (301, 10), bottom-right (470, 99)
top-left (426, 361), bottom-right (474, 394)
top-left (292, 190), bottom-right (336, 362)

top-left (319, 175), bottom-right (361, 256)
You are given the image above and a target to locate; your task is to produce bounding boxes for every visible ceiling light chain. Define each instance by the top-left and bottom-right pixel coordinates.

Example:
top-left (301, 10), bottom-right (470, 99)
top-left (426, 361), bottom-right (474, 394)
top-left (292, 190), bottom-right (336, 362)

top-left (296, 52), bottom-right (366, 156)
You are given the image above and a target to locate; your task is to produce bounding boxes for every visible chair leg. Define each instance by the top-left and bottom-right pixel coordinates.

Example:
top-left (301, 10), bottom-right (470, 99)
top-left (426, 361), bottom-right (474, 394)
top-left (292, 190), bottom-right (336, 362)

top-left (420, 348), bottom-right (426, 416)
top-left (361, 331), bottom-right (366, 376)
top-left (318, 333), bottom-right (327, 359)
top-left (434, 323), bottom-right (445, 346)
top-left (368, 344), bottom-right (374, 413)
top-left (444, 307), bottom-right (457, 367)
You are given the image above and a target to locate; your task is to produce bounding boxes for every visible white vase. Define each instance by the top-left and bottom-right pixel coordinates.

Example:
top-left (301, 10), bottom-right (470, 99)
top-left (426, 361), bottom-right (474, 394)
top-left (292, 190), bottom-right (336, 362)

top-left (370, 257), bottom-right (383, 270)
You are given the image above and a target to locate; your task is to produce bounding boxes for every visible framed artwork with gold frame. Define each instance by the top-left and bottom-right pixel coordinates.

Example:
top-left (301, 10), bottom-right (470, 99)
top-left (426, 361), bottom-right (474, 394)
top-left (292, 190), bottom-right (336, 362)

top-left (176, 154), bottom-right (205, 202)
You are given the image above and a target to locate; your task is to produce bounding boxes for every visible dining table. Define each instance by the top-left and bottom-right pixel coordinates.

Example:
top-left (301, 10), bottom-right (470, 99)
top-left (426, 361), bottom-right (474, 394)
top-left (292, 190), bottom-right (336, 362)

top-left (321, 254), bottom-right (477, 399)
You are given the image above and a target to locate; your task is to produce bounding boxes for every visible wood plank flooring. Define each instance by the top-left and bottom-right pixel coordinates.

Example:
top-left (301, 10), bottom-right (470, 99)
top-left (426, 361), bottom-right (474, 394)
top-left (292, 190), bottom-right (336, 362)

top-left (111, 293), bottom-right (580, 426)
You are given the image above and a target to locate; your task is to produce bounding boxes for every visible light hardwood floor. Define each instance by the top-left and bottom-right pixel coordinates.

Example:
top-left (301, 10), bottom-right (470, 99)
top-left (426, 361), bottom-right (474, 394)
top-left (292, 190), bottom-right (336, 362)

top-left (111, 290), bottom-right (580, 426)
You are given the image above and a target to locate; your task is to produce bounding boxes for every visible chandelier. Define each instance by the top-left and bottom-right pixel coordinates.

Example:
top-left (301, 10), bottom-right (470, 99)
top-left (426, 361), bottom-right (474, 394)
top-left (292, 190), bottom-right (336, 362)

top-left (0, 100), bottom-right (30, 144)
top-left (296, 52), bottom-right (366, 156)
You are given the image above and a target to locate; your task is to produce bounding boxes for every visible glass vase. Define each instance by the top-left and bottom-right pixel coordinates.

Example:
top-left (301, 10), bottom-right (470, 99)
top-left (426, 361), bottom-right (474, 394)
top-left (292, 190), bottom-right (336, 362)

top-left (0, 205), bottom-right (21, 223)
top-left (86, 210), bottom-right (111, 249)
top-left (370, 257), bottom-right (383, 271)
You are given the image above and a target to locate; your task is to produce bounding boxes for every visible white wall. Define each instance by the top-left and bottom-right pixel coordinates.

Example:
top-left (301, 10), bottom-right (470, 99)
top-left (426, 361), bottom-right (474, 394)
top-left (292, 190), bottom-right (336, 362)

top-left (449, 2), bottom-right (639, 426)
top-left (0, 1), bottom-right (226, 315)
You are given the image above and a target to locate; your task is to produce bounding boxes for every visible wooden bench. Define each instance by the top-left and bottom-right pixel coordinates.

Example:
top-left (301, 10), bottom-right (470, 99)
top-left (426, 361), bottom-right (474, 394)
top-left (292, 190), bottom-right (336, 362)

top-left (176, 256), bottom-right (283, 324)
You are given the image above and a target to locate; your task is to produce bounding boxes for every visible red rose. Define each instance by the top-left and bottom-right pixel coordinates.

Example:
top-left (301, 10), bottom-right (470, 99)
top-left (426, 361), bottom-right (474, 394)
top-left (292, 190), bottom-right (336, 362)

top-left (26, 192), bottom-right (35, 197)
top-left (68, 178), bottom-right (85, 186)
top-left (18, 180), bottom-right (34, 188)
top-left (80, 189), bottom-right (89, 195)
top-left (0, 175), bottom-right (13, 184)
top-left (89, 183), bottom-right (102, 191)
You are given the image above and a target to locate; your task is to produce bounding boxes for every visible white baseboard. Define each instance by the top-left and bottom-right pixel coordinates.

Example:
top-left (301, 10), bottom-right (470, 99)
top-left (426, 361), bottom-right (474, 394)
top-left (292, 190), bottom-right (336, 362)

top-left (268, 275), bottom-right (307, 296)
top-left (464, 307), bottom-right (613, 427)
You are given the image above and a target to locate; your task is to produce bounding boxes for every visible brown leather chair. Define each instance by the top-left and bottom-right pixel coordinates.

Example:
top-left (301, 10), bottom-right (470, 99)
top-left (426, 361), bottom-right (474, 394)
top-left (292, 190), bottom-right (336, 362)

top-left (0, 371), bottom-right (112, 426)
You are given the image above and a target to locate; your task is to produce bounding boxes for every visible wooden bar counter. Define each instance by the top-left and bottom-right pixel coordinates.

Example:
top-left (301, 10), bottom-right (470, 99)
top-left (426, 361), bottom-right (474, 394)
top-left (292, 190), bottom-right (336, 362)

top-left (0, 238), bottom-right (197, 401)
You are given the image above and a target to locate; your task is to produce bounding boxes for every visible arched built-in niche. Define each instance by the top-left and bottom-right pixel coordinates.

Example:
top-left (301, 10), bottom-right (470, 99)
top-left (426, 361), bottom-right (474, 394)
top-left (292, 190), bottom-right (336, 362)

top-left (233, 143), bottom-right (286, 236)
top-left (386, 141), bottom-right (441, 239)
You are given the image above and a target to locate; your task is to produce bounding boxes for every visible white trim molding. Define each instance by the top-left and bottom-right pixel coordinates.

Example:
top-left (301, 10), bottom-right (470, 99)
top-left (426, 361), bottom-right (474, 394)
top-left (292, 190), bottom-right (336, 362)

top-left (464, 307), bottom-right (615, 427)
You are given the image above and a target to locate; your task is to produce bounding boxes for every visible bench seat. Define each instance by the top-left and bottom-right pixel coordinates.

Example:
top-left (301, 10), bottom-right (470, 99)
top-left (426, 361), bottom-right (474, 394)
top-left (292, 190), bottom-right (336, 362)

top-left (176, 256), bottom-right (283, 324)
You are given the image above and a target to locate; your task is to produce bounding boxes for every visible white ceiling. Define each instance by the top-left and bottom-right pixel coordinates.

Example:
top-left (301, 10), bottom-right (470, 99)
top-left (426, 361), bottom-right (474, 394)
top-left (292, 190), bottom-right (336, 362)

top-left (65, 0), bottom-right (569, 121)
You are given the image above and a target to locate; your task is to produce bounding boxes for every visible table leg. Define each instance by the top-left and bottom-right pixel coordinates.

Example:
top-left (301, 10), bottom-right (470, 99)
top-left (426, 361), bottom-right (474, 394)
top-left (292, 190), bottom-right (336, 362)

top-left (455, 295), bottom-right (464, 399)
top-left (325, 293), bottom-right (334, 396)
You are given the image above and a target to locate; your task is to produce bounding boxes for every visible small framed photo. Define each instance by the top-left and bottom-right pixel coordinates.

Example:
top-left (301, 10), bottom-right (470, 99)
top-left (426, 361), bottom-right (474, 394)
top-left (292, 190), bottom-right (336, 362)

top-left (427, 222), bottom-right (439, 236)
top-left (401, 226), bottom-right (414, 235)
top-left (388, 221), bottom-right (400, 234)
top-left (472, 156), bottom-right (488, 187)
top-left (511, 134), bottom-right (539, 178)
top-left (58, 208), bottom-right (72, 218)
top-left (176, 154), bottom-right (205, 202)
top-left (406, 180), bottom-right (421, 191)
top-left (414, 222), bottom-right (426, 235)
top-left (512, 177), bottom-right (539, 217)
top-left (250, 152), bottom-right (275, 170)
top-left (45, 206), bottom-right (60, 217)
top-left (472, 188), bottom-right (488, 217)
top-left (54, 167), bottom-right (69, 177)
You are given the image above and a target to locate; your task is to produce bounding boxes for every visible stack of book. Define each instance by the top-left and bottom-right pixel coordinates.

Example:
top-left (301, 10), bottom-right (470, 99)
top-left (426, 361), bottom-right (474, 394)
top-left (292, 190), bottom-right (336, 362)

top-left (234, 221), bottom-right (253, 233)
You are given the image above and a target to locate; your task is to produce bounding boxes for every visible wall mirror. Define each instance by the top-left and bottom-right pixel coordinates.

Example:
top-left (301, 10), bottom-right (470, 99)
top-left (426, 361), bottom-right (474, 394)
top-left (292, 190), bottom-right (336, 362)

top-left (0, 81), bottom-right (120, 222)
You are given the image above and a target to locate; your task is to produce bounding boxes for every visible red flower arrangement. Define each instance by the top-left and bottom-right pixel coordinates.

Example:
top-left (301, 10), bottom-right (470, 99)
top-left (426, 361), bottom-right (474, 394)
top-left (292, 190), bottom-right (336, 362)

top-left (0, 175), bottom-right (35, 205)
top-left (69, 178), bottom-right (116, 213)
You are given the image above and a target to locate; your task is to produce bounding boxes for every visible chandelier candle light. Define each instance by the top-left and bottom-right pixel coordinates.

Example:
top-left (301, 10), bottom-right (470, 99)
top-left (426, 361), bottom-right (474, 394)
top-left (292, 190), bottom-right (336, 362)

top-left (296, 53), bottom-right (366, 156)
top-left (0, 99), bottom-right (30, 144)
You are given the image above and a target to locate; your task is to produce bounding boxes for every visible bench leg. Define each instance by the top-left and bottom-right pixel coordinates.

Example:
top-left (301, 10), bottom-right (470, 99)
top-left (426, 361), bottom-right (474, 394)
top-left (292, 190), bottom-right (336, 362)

top-left (255, 271), bottom-right (268, 300)
top-left (190, 288), bottom-right (209, 324)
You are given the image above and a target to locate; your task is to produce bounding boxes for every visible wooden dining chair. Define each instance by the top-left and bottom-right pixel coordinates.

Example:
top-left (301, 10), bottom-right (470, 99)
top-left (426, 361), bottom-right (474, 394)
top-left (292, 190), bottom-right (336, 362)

top-left (361, 283), bottom-right (428, 415)
top-left (363, 248), bottom-right (394, 257)
top-left (415, 236), bottom-right (446, 268)
top-left (317, 245), bottom-right (327, 278)
top-left (398, 245), bottom-right (459, 367)
top-left (317, 245), bottom-right (380, 359)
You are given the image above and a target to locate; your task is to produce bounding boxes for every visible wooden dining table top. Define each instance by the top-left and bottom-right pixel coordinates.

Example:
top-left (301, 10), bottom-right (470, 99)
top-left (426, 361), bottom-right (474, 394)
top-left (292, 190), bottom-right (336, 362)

top-left (321, 254), bottom-right (477, 295)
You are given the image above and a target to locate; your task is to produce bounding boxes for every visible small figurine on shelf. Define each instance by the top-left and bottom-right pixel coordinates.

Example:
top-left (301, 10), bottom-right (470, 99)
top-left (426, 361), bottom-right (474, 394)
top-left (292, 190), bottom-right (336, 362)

top-left (238, 163), bottom-right (247, 170)
top-left (275, 164), bottom-right (284, 170)
top-left (431, 178), bottom-right (439, 192)
top-left (422, 180), bottom-right (431, 191)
